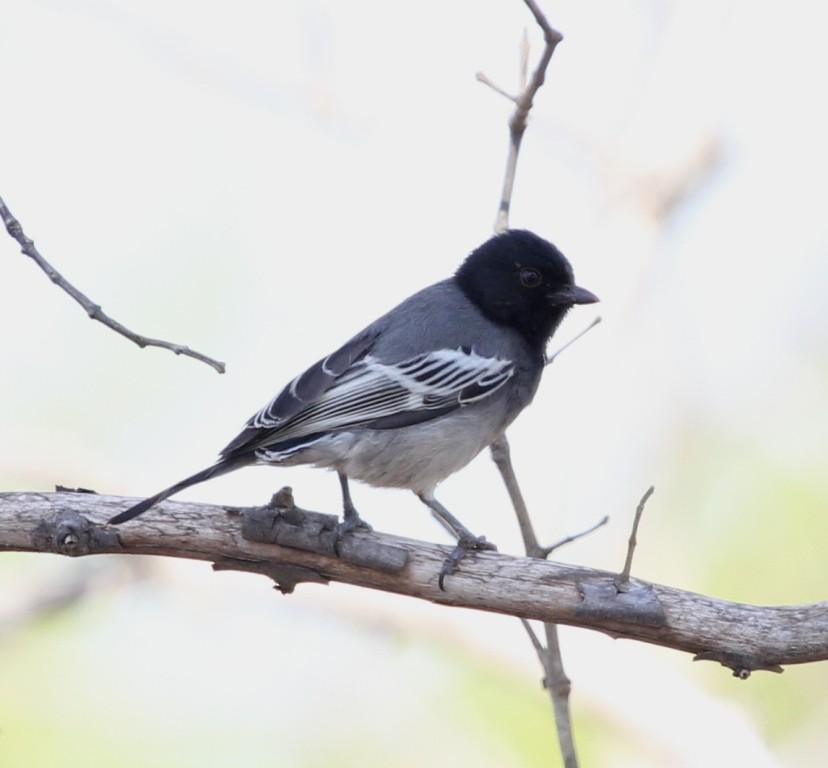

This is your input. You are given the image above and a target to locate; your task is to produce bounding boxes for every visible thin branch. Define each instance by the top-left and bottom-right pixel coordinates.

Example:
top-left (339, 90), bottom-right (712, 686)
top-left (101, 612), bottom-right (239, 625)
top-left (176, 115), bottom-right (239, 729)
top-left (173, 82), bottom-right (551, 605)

top-left (546, 316), bottom-right (602, 366)
top-left (475, 72), bottom-right (517, 103)
top-left (619, 485), bottom-right (655, 588)
top-left (481, 1), bottom-right (573, 762)
top-left (542, 515), bottom-right (609, 558)
top-left (0, 195), bottom-right (226, 374)
top-left (482, 0), bottom-right (579, 761)
top-left (490, 1), bottom-right (564, 234)
top-left (2, 490), bottom-right (821, 677)
top-left (518, 620), bottom-right (576, 768)
top-left (519, 29), bottom-right (530, 92)
top-left (490, 438), bottom-right (579, 763)
top-left (490, 436), bottom-right (542, 556)
top-left (542, 624), bottom-right (577, 768)
top-left (520, 618), bottom-right (547, 661)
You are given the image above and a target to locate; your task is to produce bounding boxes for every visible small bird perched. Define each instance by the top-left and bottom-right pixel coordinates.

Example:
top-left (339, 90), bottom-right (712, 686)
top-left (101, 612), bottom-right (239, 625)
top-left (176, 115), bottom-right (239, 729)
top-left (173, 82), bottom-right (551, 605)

top-left (110, 229), bottom-right (598, 584)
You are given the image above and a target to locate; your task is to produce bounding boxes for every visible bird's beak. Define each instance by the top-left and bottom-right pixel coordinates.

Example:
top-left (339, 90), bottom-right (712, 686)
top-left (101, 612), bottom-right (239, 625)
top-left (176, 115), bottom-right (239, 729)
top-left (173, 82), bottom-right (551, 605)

top-left (548, 284), bottom-right (600, 306)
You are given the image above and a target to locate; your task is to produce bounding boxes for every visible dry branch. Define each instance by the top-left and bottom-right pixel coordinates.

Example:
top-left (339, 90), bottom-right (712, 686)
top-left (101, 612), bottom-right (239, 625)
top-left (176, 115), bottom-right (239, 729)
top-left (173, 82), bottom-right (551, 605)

top-left (480, 0), bottom-right (564, 233)
top-left (0, 195), bottom-right (226, 374)
top-left (480, 2), bottom-right (575, 760)
top-left (3, 490), bottom-right (826, 677)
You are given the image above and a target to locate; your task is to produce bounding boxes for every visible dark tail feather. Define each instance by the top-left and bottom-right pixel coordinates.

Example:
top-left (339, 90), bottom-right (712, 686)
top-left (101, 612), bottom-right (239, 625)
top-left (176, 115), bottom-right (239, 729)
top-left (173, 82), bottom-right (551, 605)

top-left (109, 457), bottom-right (250, 525)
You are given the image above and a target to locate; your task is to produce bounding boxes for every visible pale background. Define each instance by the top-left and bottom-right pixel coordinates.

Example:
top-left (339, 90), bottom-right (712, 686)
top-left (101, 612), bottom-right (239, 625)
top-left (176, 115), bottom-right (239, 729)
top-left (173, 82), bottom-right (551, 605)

top-left (2, 1), bottom-right (827, 766)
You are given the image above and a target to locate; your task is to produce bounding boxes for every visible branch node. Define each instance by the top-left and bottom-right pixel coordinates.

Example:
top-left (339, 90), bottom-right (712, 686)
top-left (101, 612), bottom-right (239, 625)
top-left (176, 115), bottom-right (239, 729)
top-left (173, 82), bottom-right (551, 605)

top-left (693, 650), bottom-right (785, 678)
top-left (32, 510), bottom-right (120, 556)
top-left (576, 578), bottom-right (668, 628)
top-left (240, 490), bottom-right (409, 574)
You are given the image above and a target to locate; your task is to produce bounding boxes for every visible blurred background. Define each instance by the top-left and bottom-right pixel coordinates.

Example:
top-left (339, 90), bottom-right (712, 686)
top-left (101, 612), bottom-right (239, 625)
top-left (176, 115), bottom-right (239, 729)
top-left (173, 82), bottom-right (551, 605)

top-left (2, 1), bottom-right (827, 765)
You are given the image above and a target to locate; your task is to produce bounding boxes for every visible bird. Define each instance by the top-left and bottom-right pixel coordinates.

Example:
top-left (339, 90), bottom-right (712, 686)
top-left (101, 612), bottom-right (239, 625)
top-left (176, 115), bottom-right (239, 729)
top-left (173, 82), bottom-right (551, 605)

top-left (110, 229), bottom-right (598, 586)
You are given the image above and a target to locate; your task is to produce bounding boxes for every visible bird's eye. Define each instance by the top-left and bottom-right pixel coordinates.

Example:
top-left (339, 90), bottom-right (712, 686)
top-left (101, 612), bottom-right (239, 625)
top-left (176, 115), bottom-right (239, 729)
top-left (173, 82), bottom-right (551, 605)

top-left (519, 268), bottom-right (542, 288)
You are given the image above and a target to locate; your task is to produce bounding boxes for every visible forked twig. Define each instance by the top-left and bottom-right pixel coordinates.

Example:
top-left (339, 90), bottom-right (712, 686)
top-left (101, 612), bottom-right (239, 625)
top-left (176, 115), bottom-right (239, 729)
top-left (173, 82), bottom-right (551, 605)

top-left (479, 0), bottom-right (564, 234)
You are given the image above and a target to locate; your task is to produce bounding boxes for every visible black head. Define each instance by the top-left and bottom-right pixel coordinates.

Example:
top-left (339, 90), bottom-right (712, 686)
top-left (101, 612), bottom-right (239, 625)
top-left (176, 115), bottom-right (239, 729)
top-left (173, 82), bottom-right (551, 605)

top-left (455, 230), bottom-right (598, 350)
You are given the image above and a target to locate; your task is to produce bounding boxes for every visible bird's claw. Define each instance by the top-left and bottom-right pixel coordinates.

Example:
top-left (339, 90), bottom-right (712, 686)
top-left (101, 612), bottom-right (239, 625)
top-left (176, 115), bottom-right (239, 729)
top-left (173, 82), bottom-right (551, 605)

top-left (438, 535), bottom-right (497, 590)
top-left (332, 511), bottom-right (373, 555)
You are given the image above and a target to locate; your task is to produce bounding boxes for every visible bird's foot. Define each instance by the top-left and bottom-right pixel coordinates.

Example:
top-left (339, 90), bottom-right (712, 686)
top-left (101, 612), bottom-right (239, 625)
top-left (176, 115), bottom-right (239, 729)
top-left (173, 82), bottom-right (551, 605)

top-left (332, 506), bottom-right (373, 555)
top-left (439, 534), bottom-right (497, 591)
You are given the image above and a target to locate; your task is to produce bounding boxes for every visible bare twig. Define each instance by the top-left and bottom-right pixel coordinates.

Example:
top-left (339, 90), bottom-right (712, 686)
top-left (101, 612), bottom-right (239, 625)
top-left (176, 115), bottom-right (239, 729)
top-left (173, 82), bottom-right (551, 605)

top-left (481, 2), bottom-right (577, 763)
top-left (484, 0), bottom-right (564, 234)
top-left (490, 437), bottom-right (579, 764)
top-left (542, 515), bottom-right (609, 558)
top-left (518, 620), bottom-right (576, 768)
top-left (519, 29), bottom-right (530, 92)
top-left (0, 195), bottom-right (226, 374)
top-left (475, 72), bottom-right (517, 102)
top-left (546, 316), bottom-right (602, 366)
top-left (542, 624), bottom-right (577, 768)
top-left (520, 618), bottom-right (547, 662)
top-left (489, 436), bottom-right (542, 556)
top-left (619, 485), bottom-right (655, 588)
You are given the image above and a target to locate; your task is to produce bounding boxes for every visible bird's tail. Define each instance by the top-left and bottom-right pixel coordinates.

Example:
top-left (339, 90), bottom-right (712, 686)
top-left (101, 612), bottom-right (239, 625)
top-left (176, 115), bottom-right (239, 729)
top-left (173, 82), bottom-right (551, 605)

top-left (108, 456), bottom-right (250, 525)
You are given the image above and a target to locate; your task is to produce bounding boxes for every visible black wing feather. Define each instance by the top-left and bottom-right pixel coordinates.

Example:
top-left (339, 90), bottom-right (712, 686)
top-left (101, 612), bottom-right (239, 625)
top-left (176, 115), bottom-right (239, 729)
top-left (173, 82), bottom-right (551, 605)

top-left (241, 348), bottom-right (515, 459)
top-left (220, 328), bottom-right (378, 456)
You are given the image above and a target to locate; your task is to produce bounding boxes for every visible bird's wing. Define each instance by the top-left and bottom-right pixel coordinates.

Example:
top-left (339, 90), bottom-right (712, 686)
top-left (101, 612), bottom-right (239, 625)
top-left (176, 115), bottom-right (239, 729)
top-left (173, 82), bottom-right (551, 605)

top-left (220, 328), bottom-right (379, 455)
top-left (223, 345), bottom-right (515, 457)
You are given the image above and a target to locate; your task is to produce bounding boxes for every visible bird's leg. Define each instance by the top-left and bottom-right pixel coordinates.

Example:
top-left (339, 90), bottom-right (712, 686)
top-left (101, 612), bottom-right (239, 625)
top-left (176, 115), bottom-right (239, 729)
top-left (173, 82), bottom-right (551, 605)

top-left (333, 472), bottom-right (372, 554)
top-left (417, 492), bottom-right (497, 590)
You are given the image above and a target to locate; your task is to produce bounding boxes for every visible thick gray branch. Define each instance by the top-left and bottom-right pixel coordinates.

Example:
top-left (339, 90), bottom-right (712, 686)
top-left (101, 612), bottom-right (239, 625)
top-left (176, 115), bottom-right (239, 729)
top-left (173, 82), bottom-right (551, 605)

top-left (2, 491), bottom-right (826, 676)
